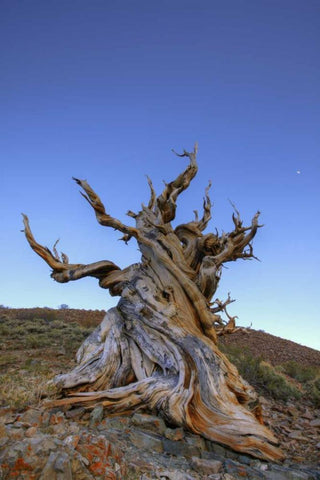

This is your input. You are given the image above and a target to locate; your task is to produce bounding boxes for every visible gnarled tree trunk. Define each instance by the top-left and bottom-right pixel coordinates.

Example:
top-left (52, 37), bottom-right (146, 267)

top-left (23, 144), bottom-right (283, 461)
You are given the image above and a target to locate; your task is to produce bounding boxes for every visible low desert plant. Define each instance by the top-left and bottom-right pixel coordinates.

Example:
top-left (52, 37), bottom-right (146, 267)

top-left (277, 361), bottom-right (319, 383)
top-left (220, 344), bottom-right (301, 401)
top-left (24, 334), bottom-right (49, 349)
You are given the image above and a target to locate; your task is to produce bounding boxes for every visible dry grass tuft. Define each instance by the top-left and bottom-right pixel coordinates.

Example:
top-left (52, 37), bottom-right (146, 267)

top-left (0, 370), bottom-right (59, 410)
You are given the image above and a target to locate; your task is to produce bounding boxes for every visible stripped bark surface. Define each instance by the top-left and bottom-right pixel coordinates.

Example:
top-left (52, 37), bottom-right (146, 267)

top-left (22, 144), bottom-right (283, 461)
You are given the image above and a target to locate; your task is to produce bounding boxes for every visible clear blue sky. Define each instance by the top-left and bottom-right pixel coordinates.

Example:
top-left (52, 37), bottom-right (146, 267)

top-left (1, 1), bottom-right (319, 349)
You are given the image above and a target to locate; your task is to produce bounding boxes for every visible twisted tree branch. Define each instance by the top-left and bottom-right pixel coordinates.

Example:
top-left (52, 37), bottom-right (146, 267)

top-left (156, 143), bottom-right (198, 223)
top-left (73, 177), bottom-right (140, 240)
top-left (22, 214), bottom-right (120, 284)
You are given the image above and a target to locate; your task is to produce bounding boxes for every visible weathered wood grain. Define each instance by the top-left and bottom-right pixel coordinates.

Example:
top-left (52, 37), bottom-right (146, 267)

top-left (22, 144), bottom-right (283, 461)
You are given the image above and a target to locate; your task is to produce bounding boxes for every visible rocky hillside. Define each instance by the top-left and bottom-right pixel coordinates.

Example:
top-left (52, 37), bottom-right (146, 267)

top-left (219, 329), bottom-right (320, 368)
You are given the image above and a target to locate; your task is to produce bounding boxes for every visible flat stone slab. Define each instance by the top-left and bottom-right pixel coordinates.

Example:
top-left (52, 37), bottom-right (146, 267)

top-left (190, 456), bottom-right (222, 474)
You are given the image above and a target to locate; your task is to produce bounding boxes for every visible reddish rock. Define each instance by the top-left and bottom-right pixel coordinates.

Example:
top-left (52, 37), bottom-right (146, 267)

top-left (49, 411), bottom-right (65, 425)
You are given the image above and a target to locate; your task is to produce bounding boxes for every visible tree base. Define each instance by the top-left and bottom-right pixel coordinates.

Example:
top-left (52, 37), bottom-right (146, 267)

top-left (50, 308), bottom-right (284, 462)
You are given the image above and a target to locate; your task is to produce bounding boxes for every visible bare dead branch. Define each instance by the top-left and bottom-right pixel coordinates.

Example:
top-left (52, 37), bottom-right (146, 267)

top-left (73, 177), bottom-right (140, 240)
top-left (192, 208), bottom-right (261, 302)
top-left (119, 234), bottom-right (133, 244)
top-left (52, 239), bottom-right (60, 261)
top-left (127, 210), bottom-right (138, 218)
top-left (51, 260), bottom-right (121, 284)
top-left (198, 181), bottom-right (212, 231)
top-left (173, 181), bottom-right (212, 269)
top-left (229, 199), bottom-right (242, 230)
top-left (22, 214), bottom-right (70, 272)
top-left (146, 175), bottom-right (156, 210)
top-left (61, 252), bottom-right (69, 264)
top-left (211, 292), bottom-right (235, 313)
top-left (211, 294), bottom-right (240, 336)
top-left (156, 143), bottom-right (198, 223)
top-left (22, 214), bottom-right (120, 283)
top-left (211, 211), bottom-right (261, 267)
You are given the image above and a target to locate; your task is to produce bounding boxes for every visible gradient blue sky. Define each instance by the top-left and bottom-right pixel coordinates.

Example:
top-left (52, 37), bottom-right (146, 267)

top-left (1, 1), bottom-right (319, 349)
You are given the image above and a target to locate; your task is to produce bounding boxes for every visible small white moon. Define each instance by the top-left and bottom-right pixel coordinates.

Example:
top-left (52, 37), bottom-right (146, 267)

top-left (296, 170), bottom-right (301, 174)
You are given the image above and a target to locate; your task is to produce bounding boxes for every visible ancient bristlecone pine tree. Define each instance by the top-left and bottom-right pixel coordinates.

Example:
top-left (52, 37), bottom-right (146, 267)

top-left (23, 145), bottom-right (283, 461)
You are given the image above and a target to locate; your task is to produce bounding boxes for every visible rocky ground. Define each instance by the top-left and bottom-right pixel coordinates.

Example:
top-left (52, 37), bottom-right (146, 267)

top-left (0, 405), bottom-right (319, 480)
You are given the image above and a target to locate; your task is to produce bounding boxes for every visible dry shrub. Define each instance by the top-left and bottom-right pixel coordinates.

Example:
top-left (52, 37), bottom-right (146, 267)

top-left (220, 344), bottom-right (301, 401)
top-left (278, 361), bottom-right (320, 383)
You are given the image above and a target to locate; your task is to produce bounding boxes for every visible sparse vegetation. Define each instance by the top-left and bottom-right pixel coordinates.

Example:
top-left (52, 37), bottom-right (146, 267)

top-left (276, 361), bottom-right (320, 408)
top-left (0, 315), bottom-right (94, 352)
top-left (0, 309), bottom-right (99, 409)
top-left (221, 344), bottom-right (320, 407)
top-left (277, 360), bottom-right (319, 383)
top-left (220, 344), bottom-right (302, 402)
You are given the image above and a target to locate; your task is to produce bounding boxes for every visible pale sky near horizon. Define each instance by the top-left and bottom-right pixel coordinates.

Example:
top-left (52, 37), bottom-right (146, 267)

top-left (1, 1), bottom-right (319, 350)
